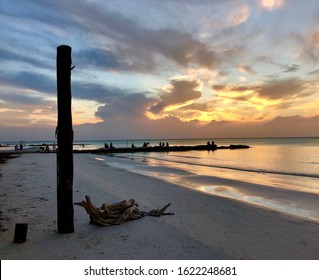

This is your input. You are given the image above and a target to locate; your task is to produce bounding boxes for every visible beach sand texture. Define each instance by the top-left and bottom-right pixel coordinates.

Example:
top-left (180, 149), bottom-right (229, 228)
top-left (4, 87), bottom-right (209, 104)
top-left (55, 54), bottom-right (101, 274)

top-left (0, 153), bottom-right (318, 259)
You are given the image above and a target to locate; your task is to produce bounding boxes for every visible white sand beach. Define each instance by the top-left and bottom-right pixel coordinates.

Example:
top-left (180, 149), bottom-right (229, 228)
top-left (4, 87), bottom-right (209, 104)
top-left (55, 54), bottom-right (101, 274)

top-left (0, 153), bottom-right (319, 260)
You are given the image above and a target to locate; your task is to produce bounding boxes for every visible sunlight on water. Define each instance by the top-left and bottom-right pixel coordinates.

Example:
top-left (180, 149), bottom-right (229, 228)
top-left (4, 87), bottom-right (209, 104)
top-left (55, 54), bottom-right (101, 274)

top-left (94, 157), bottom-right (105, 161)
top-left (195, 185), bottom-right (319, 222)
top-left (92, 138), bottom-right (319, 222)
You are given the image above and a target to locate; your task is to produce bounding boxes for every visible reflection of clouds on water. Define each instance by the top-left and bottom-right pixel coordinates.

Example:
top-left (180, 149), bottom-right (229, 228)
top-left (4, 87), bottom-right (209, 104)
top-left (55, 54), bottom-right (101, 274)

top-left (93, 153), bottom-right (319, 223)
top-left (196, 184), bottom-right (319, 223)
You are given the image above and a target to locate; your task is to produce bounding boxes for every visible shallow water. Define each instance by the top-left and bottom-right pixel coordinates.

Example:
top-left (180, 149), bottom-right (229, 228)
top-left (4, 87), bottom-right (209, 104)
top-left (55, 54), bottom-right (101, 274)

top-left (91, 138), bottom-right (319, 222)
top-left (2, 137), bottom-right (319, 221)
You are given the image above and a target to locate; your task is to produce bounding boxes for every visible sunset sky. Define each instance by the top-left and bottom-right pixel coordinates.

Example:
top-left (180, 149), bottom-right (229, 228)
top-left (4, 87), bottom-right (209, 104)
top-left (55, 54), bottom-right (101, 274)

top-left (1, 0), bottom-right (319, 141)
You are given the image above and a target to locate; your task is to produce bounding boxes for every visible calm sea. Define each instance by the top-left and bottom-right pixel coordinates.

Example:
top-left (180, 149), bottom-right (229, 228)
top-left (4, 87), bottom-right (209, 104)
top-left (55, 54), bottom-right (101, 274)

top-left (88, 137), bottom-right (319, 222)
top-left (2, 137), bottom-right (319, 221)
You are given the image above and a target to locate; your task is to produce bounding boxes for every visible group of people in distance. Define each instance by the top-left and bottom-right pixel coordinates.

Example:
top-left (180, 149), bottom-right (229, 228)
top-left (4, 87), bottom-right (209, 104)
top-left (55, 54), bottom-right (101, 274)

top-left (103, 142), bottom-right (171, 149)
top-left (104, 142), bottom-right (115, 149)
top-left (14, 143), bottom-right (57, 152)
top-left (14, 144), bottom-right (24, 151)
top-left (158, 142), bottom-right (169, 147)
top-left (41, 143), bottom-right (57, 152)
top-left (207, 140), bottom-right (216, 146)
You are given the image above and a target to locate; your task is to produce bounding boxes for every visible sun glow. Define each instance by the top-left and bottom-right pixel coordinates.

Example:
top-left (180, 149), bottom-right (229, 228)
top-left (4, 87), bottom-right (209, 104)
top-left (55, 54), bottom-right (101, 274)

top-left (163, 99), bottom-right (198, 112)
top-left (260, 0), bottom-right (285, 10)
top-left (72, 99), bottom-right (103, 125)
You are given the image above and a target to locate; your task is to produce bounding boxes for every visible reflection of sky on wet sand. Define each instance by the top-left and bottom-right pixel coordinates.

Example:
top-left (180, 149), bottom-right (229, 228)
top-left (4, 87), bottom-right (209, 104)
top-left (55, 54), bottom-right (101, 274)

top-left (128, 151), bottom-right (319, 195)
top-left (95, 154), bottom-right (319, 222)
top-left (196, 184), bottom-right (319, 222)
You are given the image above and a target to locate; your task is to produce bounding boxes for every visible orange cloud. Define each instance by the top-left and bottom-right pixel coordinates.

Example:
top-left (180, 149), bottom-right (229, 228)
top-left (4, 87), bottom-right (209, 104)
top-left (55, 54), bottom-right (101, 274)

top-left (149, 79), bottom-right (202, 116)
top-left (260, 0), bottom-right (285, 10)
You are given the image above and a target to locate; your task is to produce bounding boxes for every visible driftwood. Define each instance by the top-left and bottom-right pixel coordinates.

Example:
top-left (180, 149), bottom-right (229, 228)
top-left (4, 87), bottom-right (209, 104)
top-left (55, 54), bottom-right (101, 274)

top-left (74, 195), bottom-right (174, 226)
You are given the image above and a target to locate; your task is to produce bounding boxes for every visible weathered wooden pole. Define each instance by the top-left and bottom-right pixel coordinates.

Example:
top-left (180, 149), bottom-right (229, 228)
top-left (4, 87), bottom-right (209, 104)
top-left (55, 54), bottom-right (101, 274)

top-left (56, 45), bottom-right (74, 233)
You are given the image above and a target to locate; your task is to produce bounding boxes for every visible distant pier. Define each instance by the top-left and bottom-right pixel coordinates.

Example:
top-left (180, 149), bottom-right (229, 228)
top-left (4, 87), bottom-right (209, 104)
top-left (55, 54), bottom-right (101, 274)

top-left (78, 144), bottom-right (250, 154)
top-left (2, 143), bottom-right (250, 154)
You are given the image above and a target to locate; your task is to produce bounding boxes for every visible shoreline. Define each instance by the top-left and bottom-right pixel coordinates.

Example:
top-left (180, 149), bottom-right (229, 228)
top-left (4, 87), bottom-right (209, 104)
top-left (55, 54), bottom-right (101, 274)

top-left (0, 153), bottom-right (318, 259)
top-left (0, 143), bottom-right (250, 154)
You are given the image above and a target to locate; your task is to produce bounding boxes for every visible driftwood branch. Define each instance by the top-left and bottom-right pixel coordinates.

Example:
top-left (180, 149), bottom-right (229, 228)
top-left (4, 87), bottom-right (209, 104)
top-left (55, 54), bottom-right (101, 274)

top-left (74, 195), bottom-right (174, 226)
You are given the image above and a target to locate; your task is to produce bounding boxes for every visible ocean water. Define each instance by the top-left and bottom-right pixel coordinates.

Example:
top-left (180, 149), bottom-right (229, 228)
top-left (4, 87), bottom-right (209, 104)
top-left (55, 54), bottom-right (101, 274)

top-left (2, 137), bottom-right (319, 221)
top-left (89, 138), bottom-right (319, 222)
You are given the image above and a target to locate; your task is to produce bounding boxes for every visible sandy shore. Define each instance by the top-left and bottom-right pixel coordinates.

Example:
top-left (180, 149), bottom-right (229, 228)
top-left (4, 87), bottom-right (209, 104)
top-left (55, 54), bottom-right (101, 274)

top-left (0, 153), bottom-right (318, 260)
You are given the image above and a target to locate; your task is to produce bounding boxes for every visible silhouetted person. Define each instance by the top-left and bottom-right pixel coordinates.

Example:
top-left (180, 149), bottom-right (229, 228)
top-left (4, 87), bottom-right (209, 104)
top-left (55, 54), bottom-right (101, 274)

top-left (104, 143), bottom-right (109, 149)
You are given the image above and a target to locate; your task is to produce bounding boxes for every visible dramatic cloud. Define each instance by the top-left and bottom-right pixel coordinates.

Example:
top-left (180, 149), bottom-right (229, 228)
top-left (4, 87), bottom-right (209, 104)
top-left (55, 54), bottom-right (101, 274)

top-left (75, 48), bottom-right (125, 70)
top-left (56, 0), bottom-right (221, 72)
top-left (1, 0), bottom-right (319, 139)
top-left (96, 93), bottom-right (154, 121)
top-left (213, 78), bottom-right (311, 101)
top-left (149, 80), bottom-right (202, 115)
top-left (256, 78), bottom-right (307, 100)
top-left (0, 72), bottom-right (55, 96)
top-left (75, 114), bottom-right (319, 140)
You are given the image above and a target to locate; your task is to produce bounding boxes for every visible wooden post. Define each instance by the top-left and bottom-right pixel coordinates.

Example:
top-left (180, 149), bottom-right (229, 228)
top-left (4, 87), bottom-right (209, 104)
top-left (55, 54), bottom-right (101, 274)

top-left (56, 45), bottom-right (74, 233)
top-left (13, 223), bottom-right (28, 243)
